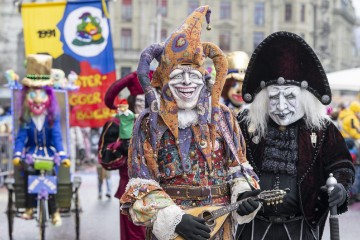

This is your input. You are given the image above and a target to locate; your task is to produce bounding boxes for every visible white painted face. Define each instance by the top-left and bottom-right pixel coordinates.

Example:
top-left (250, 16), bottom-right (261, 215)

top-left (168, 67), bottom-right (204, 110)
top-left (267, 85), bottom-right (305, 126)
top-left (134, 94), bottom-right (145, 114)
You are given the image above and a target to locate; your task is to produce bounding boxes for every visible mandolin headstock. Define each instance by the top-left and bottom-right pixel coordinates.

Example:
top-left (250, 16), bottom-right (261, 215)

top-left (257, 189), bottom-right (288, 206)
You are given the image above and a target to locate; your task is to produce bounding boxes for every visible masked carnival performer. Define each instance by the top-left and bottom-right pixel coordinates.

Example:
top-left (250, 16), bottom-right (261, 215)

top-left (98, 71), bottom-right (148, 239)
top-left (221, 51), bottom-right (250, 114)
top-left (12, 54), bottom-right (71, 226)
top-left (236, 32), bottom-right (355, 240)
top-left (120, 6), bottom-right (260, 240)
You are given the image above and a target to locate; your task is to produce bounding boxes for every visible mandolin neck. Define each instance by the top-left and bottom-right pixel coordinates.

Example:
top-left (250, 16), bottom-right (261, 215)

top-left (203, 198), bottom-right (251, 221)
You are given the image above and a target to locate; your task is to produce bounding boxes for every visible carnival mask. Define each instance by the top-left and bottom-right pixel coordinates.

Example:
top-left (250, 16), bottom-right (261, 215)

top-left (228, 81), bottom-right (243, 107)
top-left (134, 94), bottom-right (145, 114)
top-left (168, 67), bottom-right (204, 110)
top-left (26, 88), bottom-right (50, 115)
top-left (267, 85), bottom-right (304, 126)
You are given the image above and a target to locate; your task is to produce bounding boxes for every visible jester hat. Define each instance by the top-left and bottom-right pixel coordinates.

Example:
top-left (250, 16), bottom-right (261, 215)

top-left (22, 54), bottom-right (54, 88)
top-left (137, 5), bottom-right (228, 150)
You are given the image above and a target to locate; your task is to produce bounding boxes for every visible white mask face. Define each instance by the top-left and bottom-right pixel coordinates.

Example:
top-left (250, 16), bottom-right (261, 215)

top-left (168, 67), bottom-right (204, 110)
top-left (134, 94), bottom-right (145, 114)
top-left (267, 85), bottom-right (304, 126)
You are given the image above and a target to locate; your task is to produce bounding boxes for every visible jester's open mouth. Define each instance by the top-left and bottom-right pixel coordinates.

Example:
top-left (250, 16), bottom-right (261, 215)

top-left (175, 87), bottom-right (196, 99)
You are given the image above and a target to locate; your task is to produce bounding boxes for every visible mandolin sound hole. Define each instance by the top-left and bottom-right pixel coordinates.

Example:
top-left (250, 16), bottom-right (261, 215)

top-left (201, 211), bottom-right (215, 227)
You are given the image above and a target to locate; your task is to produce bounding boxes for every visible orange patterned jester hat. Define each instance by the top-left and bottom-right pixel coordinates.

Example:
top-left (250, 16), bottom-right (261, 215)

top-left (137, 5), bottom-right (228, 152)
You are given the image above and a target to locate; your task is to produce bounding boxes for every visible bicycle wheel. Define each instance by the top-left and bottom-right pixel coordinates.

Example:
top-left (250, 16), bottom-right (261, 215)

top-left (39, 199), bottom-right (46, 240)
top-left (75, 191), bottom-right (80, 240)
top-left (7, 189), bottom-right (14, 240)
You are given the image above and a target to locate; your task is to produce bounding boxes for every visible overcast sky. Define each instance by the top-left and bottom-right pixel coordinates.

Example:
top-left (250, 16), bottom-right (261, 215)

top-left (354, 0), bottom-right (360, 16)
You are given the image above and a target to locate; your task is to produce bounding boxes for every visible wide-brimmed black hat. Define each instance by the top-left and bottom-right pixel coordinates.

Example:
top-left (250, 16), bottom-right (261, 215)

top-left (242, 31), bottom-right (331, 105)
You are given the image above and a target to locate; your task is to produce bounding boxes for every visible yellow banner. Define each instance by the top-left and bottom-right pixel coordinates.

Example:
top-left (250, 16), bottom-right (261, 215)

top-left (21, 2), bottom-right (67, 58)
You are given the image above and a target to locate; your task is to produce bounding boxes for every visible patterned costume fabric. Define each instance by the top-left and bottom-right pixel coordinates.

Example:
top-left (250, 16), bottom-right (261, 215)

top-left (120, 5), bottom-right (260, 240)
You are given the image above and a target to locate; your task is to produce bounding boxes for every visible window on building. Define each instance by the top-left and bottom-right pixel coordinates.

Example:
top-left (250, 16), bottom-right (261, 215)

top-left (220, 0), bottom-right (231, 20)
top-left (300, 4), bottom-right (305, 22)
top-left (121, 28), bottom-right (132, 49)
top-left (121, 67), bottom-right (132, 78)
top-left (253, 31), bottom-right (264, 49)
top-left (219, 31), bottom-right (231, 51)
top-left (285, 3), bottom-right (292, 22)
top-left (122, 0), bottom-right (132, 21)
top-left (188, 0), bottom-right (199, 15)
top-left (254, 2), bottom-right (265, 26)
top-left (161, 29), bottom-right (168, 42)
top-left (160, 0), bottom-right (167, 17)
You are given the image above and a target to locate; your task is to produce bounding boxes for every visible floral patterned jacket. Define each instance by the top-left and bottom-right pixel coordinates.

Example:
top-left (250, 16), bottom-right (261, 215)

top-left (120, 105), bottom-right (260, 240)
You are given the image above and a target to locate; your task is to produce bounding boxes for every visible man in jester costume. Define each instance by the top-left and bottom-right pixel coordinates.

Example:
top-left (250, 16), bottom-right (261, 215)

top-left (12, 54), bottom-right (70, 226)
top-left (120, 6), bottom-right (260, 240)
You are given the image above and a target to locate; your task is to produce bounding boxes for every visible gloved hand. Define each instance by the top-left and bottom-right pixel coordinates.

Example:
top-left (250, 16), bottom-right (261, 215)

top-left (236, 189), bottom-right (261, 216)
top-left (175, 214), bottom-right (211, 240)
top-left (12, 157), bottom-right (21, 166)
top-left (119, 139), bottom-right (130, 156)
top-left (61, 159), bottom-right (71, 168)
top-left (329, 183), bottom-right (347, 207)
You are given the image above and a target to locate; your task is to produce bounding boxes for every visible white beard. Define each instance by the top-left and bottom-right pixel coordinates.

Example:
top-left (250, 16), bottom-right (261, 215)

top-left (178, 109), bottom-right (198, 129)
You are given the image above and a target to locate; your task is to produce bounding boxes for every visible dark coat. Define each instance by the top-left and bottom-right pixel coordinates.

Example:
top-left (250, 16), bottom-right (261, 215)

top-left (238, 112), bottom-right (354, 231)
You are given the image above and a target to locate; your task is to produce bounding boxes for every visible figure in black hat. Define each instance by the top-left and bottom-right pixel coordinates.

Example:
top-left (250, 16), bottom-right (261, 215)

top-left (236, 31), bottom-right (355, 239)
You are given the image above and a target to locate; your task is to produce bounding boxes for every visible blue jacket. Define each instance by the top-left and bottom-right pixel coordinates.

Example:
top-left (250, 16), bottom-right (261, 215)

top-left (14, 115), bottom-right (67, 159)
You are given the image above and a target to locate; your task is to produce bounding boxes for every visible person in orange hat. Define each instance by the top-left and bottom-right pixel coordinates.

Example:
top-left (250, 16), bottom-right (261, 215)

top-left (120, 6), bottom-right (260, 240)
top-left (98, 71), bottom-right (148, 239)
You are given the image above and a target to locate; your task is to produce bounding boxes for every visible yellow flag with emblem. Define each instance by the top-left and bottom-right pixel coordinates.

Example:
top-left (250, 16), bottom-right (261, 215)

top-left (21, 2), bottom-right (66, 58)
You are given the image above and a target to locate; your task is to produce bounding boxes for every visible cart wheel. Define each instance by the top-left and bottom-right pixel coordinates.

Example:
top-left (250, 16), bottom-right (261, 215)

top-left (75, 191), bottom-right (80, 240)
top-left (7, 189), bottom-right (15, 240)
top-left (39, 199), bottom-right (46, 240)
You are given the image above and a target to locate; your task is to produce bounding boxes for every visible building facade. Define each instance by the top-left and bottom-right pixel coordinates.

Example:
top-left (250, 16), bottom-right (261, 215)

top-left (109, 0), bottom-right (359, 76)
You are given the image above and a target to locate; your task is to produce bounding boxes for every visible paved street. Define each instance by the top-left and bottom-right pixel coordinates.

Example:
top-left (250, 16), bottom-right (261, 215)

top-left (0, 166), bottom-right (120, 240)
top-left (1, 167), bottom-right (360, 239)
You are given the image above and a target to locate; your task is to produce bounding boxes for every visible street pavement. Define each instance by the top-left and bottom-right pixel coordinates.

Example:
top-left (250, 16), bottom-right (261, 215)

top-left (0, 166), bottom-right (120, 240)
top-left (1, 167), bottom-right (360, 240)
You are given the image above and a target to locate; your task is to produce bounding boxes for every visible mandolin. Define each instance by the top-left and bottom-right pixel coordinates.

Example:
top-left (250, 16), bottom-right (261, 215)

top-left (175, 189), bottom-right (287, 240)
